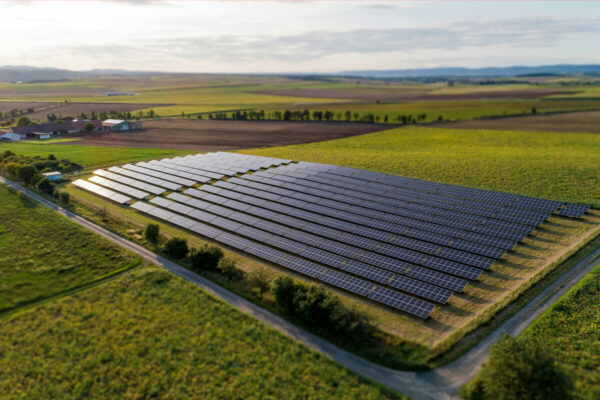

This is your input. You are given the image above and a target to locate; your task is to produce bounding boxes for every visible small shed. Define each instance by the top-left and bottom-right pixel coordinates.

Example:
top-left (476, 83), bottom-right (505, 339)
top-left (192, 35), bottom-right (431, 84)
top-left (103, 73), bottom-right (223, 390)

top-left (43, 171), bottom-right (62, 182)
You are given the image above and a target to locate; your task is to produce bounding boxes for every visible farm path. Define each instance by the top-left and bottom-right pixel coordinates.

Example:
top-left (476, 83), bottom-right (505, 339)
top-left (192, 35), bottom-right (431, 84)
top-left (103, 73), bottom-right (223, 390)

top-left (2, 175), bottom-right (599, 400)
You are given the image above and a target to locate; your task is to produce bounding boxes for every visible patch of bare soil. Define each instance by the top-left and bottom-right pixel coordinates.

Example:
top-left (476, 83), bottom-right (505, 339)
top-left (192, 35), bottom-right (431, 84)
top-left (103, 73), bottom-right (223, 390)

top-left (69, 118), bottom-right (396, 151)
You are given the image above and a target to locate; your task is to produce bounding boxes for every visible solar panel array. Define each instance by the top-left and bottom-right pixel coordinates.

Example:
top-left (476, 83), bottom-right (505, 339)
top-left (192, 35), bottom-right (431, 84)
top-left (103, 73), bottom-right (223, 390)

top-left (74, 152), bottom-right (591, 319)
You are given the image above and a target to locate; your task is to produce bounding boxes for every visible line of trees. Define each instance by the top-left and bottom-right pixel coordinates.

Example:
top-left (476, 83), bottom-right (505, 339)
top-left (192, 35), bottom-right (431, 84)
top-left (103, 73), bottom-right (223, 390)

top-left (46, 109), bottom-right (160, 123)
top-left (194, 109), bottom-right (436, 124)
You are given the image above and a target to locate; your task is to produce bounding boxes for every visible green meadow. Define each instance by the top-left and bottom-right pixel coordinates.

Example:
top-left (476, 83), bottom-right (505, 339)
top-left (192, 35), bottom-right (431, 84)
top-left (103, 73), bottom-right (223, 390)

top-left (0, 267), bottom-right (403, 400)
top-left (0, 184), bottom-right (139, 312)
top-left (240, 126), bottom-right (600, 207)
top-left (522, 263), bottom-right (600, 399)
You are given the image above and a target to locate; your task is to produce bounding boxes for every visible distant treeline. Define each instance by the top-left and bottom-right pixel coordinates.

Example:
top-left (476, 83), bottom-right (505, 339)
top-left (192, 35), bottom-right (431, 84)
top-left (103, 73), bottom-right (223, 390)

top-left (196, 109), bottom-right (434, 124)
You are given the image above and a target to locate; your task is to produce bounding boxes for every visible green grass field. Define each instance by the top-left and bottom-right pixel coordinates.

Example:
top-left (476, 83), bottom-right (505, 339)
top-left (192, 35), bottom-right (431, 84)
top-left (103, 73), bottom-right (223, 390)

top-left (239, 126), bottom-right (600, 207)
top-left (0, 184), bottom-right (139, 312)
top-left (0, 266), bottom-right (403, 400)
top-left (0, 141), bottom-right (190, 170)
top-left (522, 263), bottom-right (600, 399)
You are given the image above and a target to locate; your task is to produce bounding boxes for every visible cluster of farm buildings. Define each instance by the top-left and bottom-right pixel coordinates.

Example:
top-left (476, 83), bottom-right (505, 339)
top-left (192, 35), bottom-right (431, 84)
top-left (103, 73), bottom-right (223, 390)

top-left (0, 119), bottom-right (142, 141)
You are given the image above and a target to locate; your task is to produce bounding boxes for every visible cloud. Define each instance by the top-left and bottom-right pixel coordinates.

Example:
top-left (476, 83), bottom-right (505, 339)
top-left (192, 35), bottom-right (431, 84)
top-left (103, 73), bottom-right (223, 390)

top-left (26, 16), bottom-right (600, 66)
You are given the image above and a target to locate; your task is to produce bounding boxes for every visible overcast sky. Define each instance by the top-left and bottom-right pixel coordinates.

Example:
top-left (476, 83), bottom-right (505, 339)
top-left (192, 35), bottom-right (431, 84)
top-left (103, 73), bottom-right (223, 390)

top-left (2, 0), bottom-right (600, 73)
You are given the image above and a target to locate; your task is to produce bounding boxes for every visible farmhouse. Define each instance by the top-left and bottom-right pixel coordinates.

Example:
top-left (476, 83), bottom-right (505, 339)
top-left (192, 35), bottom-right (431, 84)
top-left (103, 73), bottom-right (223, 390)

top-left (42, 171), bottom-right (62, 182)
top-left (101, 119), bottom-right (142, 132)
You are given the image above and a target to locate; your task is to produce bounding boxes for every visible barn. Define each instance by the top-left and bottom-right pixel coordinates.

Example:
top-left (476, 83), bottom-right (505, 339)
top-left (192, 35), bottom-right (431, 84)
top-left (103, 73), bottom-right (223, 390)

top-left (102, 119), bottom-right (131, 132)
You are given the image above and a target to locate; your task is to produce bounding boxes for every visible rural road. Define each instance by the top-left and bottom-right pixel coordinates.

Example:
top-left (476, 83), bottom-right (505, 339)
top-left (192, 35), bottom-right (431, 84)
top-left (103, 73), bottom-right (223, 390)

top-left (2, 176), bottom-right (599, 400)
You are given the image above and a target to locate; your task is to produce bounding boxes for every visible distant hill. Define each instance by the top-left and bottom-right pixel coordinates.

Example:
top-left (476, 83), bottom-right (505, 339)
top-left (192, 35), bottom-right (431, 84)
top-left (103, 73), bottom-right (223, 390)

top-left (0, 66), bottom-right (158, 82)
top-left (341, 65), bottom-right (600, 78)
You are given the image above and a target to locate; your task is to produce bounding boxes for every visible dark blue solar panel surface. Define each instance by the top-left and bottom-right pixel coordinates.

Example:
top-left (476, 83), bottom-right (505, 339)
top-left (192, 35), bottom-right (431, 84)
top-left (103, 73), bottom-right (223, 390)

top-left (104, 152), bottom-right (586, 319)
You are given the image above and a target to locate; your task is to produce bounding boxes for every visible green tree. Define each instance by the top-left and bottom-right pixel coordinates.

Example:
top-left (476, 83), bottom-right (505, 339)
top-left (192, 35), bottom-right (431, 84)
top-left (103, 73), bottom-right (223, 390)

top-left (249, 266), bottom-right (273, 298)
top-left (84, 122), bottom-right (96, 133)
top-left (37, 178), bottom-right (55, 195)
top-left (144, 223), bottom-right (160, 244)
top-left (479, 335), bottom-right (572, 400)
top-left (272, 276), bottom-right (298, 315)
top-left (189, 245), bottom-right (223, 272)
top-left (17, 165), bottom-right (37, 184)
top-left (17, 116), bottom-right (32, 127)
top-left (164, 237), bottom-right (188, 259)
top-left (218, 257), bottom-right (244, 281)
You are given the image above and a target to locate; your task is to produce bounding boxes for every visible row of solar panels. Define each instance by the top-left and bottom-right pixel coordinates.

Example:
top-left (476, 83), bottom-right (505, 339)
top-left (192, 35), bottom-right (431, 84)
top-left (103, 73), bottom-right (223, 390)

top-left (274, 164), bottom-right (553, 227)
top-left (130, 198), bottom-right (435, 318)
top-left (295, 162), bottom-right (589, 217)
top-left (236, 171), bottom-right (531, 243)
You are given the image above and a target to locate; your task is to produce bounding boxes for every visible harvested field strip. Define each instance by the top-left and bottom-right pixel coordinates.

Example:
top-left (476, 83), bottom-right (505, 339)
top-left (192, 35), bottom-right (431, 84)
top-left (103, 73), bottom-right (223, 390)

top-left (70, 119), bottom-right (395, 151)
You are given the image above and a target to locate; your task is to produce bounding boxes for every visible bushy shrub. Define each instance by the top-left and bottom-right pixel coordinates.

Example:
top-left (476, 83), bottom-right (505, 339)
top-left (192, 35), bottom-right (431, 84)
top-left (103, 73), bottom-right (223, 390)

top-left (272, 277), bottom-right (372, 338)
top-left (293, 284), bottom-right (337, 326)
top-left (272, 276), bottom-right (298, 316)
top-left (478, 335), bottom-right (572, 400)
top-left (164, 237), bottom-right (188, 259)
top-left (218, 257), bottom-right (244, 281)
top-left (30, 173), bottom-right (43, 187)
top-left (17, 165), bottom-right (37, 184)
top-left (37, 177), bottom-right (54, 195)
top-left (0, 150), bottom-right (15, 161)
top-left (248, 266), bottom-right (273, 298)
top-left (144, 223), bottom-right (160, 244)
top-left (189, 245), bottom-right (223, 272)
top-left (58, 191), bottom-right (70, 204)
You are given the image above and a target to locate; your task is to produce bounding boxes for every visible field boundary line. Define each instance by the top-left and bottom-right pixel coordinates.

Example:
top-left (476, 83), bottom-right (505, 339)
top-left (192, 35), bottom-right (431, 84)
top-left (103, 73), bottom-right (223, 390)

top-left (0, 263), bottom-right (145, 321)
top-left (2, 176), bottom-right (600, 400)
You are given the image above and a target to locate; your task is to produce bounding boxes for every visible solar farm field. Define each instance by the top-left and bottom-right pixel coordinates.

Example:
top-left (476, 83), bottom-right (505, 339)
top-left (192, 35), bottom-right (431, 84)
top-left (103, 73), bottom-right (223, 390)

top-left (0, 185), bottom-right (402, 400)
top-left (64, 151), bottom-right (600, 360)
